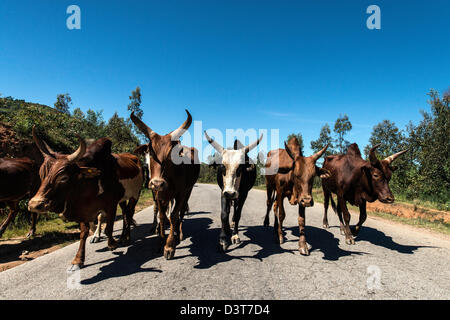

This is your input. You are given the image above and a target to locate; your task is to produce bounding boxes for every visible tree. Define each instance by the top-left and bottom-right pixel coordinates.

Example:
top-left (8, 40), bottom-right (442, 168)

top-left (311, 123), bottom-right (334, 156)
top-left (286, 133), bottom-right (304, 156)
top-left (334, 114), bottom-right (352, 153)
top-left (104, 112), bottom-right (140, 153)
top-left (127, 86), bottom-right (143, 119)
top-left (54, 93), bottom-right (72, 114)
top-left (363, 120), bottom-right (404, 159)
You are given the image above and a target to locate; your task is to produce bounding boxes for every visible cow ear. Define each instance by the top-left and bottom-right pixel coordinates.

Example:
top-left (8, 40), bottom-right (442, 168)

top-left (316, 166), bottom-right (331, 179)
top-left (133, 144), bottom-right (149, 155)
top-left (79, 167), bottom-right (101, 179)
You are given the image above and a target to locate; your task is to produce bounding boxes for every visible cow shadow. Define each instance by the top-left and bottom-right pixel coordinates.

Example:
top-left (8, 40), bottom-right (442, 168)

top-left (285, 226), bottom-right (365, 261)
top-left (178, 212), bottom-right (267, 269)
top-left (354, 226), bottom-right (432, 254)
top-left (81, 223), bottom-right (162, 285)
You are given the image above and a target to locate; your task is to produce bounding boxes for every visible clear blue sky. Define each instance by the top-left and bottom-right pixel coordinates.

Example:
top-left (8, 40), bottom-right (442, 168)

top-left (0, 0), bottom-right (449, 160)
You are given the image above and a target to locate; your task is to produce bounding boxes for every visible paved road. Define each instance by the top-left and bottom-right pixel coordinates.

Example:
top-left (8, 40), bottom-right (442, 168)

top-left (0, 183), bottom-right (449, 299)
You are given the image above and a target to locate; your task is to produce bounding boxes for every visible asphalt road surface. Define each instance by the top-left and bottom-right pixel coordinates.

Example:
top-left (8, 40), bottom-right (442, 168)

top-left (0, 183), bottom-right (449, 300)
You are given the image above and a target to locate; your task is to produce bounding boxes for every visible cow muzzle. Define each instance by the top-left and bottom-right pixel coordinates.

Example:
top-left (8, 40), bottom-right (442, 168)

top-left (379, 195), bottom-right (394, 204)
top-left (223, 190), bottom-right (238, 199)
top-left (150, 178), bottom-right (167, 192)
top-left (299, 196), bottom-right (313, 207)
top-left (28, 197), bottom-right (48, 213)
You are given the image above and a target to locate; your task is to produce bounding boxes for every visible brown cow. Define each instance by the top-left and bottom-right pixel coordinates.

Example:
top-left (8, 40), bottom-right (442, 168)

top-left (28, 128), bottom-right (141, 268)
top-left (263, 137), bottom-right (330, 255)
top-left (0, 157), bottom-right (40, 237)
top-left (90, 152), bottom-right (144, 244)
top-left (130, 110), bottom-right (200, 260)
top-left (321, 143), bottom-right (407, 244)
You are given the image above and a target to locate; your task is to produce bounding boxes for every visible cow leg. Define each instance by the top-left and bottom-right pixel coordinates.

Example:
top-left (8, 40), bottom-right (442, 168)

top-left (177, 188), bottom-right (193, 242)
top-left (157, 200), bottom-right (168, 253)
top-left (298, 206), bottom-right (310, 255)
top-left (119, 201), bottom-right (131, 245)
top-left (218, 196), bottom-right (232, 252)
top-left (0, 202), bottom-right (18, 238)
top-left (71, 222), bottom-right (90, 268)
top-left (322, 188), bottom-right (330, 228)
top-left (149, 190), bottom-right (158, 234)
top-left (351, 200), bottom-right (367, 237)
top-left (90, 212), bottom-right (104, 243)
top-left (276, 194), bottom-right (286, 244)
top-left (338, 197), bottom-right (354, 245)
top-left (104, 206), bottom-right (118, 250)
top-left (264, 186), bottom-right (274, 227)
top-left (232, 192), bottom-right (247, 245)
top-left (164, 197), bottom-right (185, 260)
top-left (25, 212), bottom-right (38, 238)
top-left (335, 200), bottom-right (346, 235)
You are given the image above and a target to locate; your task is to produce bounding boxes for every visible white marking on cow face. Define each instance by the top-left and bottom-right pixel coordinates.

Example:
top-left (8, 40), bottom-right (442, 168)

top-left (221, 149), bottom-right (245, 199)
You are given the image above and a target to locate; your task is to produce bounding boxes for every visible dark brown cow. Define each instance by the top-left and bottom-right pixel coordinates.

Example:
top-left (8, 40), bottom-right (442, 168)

top-left (321, 143), bottom-right (408, 244)
top-left (0, 157), bottom-right (40, 237)
top-left (91, 152), bottom-right (144, 244)
top-left (28, 128), bottom-right (142, 268)
top-left (264, 137), bottom-right (330, 255)
top-left (130, 110), bottom-right (200, 260)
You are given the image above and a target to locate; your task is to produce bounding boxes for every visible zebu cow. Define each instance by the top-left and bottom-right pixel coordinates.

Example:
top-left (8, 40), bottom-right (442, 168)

top-left (131, 110), bottom-right (200, 260)
top-left (204, 131), bottom-right (263, 252)
top-left (28, 128), bottom-right (142, 268)
top-left (321, 143), bottom-right (407, 244)
top-left (263, 137), bottom-right (330, 255)
top-left (0, 157), bottom-right (40, 237)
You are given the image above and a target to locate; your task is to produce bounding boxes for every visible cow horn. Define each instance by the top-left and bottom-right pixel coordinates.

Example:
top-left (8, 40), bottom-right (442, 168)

top-left (243, 133), bottom-right (263, 154)
top-left (311, 144), bottom-right (329, 162)
top-left (130, 112), bottom-right (156, 140)
top-left (383, 149), bottom-right (408, 164)
top-left (284, 141), bottom-right (296, 160)
top-left (32, 126), bottom-right (54, 158)
top-left (204, 131), bottom-right (224, 153)
top-left (170, 109), bottom-right (192, 141)
top-left (67, 135), bottom-right (86, 162)
top-left (369, 143), bottom-right (381, 165)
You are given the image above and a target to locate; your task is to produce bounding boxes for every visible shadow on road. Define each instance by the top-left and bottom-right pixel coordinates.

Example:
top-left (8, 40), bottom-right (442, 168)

top-left (354, 226), bottom-right (433, 254)
top-left (81, 223), bottom-right (162, 285)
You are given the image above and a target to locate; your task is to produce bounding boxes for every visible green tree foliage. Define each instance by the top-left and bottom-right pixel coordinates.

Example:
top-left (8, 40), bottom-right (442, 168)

top-left (286, 133), bottom-right (304, 155)
top-left (334, 114), bottom-right (352, 154)
top-left (104, 112), bottom-right (140, 153)
top-left (127, 86), bottom-right (143, 119)
top-left (54, 93), bottom-right (72, 115)
top-left (310, 123), bottom-right (334, 156)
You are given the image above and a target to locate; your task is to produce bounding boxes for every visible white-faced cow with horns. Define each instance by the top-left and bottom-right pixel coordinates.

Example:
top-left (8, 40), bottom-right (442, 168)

top-left (205, 131), bottom-right (263, 252)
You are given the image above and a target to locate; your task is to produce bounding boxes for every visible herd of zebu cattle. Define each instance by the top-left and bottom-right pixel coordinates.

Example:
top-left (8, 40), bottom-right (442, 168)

top-left (0, 110), bottom-right (408, 267)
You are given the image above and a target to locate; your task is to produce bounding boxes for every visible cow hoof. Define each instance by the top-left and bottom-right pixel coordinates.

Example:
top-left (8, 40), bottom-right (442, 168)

top-left (218, 240), bottom-right (230, 252)
top-left (164, 248), bottom-right (175, 260)
top-left (108, 240), bottom-right (118, 250)
top-left (119, 237), bottom-right (131, 246)
top-left (263, 219), bottom-right (269, 227)
top-left (322, 223), bottom-right (329, 229)
top-left (26, 231), bottom-right (35, 238)
top-left (350, 226), bottom-right (360, 237)
top-left (299, 247), bottom-right (310, 256)
top-left (68, 263), bottom-right (83, 271)
top-left (90, 236), bottom-right (100, 244)
top-left (340, 229), bottom-right (346, 236)
top-left (345, 238), bottom-right (355, 245)
top-left (231, 235), bottom-right (241, 244)
top-left (278, 236), bottom-right (284, 244)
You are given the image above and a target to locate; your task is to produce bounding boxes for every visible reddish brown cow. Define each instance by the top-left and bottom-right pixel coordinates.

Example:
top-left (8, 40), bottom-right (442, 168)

top-left (28, 128), bottom-right (142, 268)
top-left (0, 157), bottom-right (40, 237)
top-left (264, 137), bottom-right (330, 255)
top-left (321, 143), bottom-right (407, 244)
top-left (131, 110), bottom-right (200, 260)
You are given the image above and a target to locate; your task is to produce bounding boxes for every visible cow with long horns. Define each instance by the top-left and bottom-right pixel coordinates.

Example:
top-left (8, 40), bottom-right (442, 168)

top-left (205, 131), bottom-right (263, 252)
top-left (130, 110), bottom-right (199, 260)
top-left (321, 143), bottom-right (408, 244)
top-left (264, 137), bottom-right (330, 255)
top-left (28, 128), bottom-right (143, 268)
